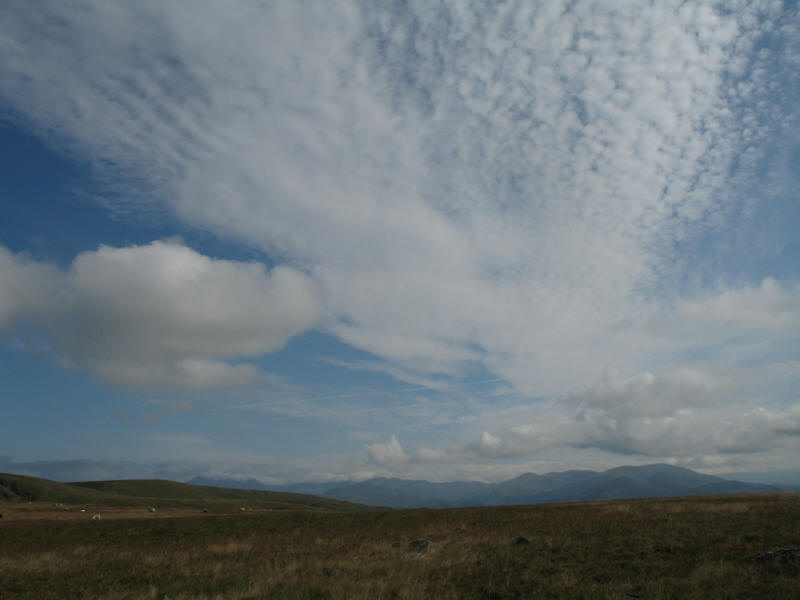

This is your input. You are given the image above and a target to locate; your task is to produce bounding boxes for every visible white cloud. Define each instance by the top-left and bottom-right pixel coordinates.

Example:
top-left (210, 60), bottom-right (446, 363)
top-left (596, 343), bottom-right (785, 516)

top-left (364, 435), bottom-right (407, 468)
top-left (0, 241), bottom-right (321, 390)
top-left (2, 1), bottom-right (790, 397)
top-left (0, 246), bottom-right (62, 335)
top-left (2, 2), bottom-right (799, 473)
top-left (363, 435), bottom-right (448, 471)
top-left (468, 366), bottom-right (800, 462)
top-left (566, 368), bottom-right (737, 418)
top-left (677, 278), bottom-right (800, 332)
top-left (480, 431), bottom-right (501, 450)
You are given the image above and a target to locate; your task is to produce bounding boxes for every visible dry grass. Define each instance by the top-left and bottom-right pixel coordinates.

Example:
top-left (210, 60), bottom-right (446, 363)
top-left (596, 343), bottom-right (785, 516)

top-left (0, 502), bottom-right (278, 521)
top-left (1, 494), bottom-right (799, 599)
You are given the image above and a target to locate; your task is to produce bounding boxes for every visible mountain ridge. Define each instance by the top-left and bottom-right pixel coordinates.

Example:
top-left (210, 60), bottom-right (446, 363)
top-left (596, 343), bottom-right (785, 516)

top-left (193, 463), bottom-right (797, 509)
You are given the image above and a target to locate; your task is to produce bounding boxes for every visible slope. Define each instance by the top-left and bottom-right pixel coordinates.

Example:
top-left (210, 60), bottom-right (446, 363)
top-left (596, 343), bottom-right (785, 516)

top-left (0, 473), bottom-right (376, 512)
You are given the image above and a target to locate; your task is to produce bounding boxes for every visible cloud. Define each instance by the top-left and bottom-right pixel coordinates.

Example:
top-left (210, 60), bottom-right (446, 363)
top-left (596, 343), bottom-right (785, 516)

top-left (363, 435), bottom-right (447, 470)
top-left (0, 246), bottom-right (62, 336)
top-left (364, 435), bottom-right (407, 468)
top-left (2, 2), bottom-right (800, 475)
top-left (677, 278), bottom-right (800, 332)
top-left (566, 368), bottom-right (737, 418)
top-left (469, 366), bottom-right (800, 461)
top-left (0, 241), bottom-right (321, 389)
top-left (480, 431), bottom-right (501, 451)
top-left (2, 1), bottom-right (794, 398)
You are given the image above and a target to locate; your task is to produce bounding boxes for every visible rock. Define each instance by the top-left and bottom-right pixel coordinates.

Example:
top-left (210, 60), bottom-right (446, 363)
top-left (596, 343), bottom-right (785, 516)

top-left (515, 536), bottom-right (531, 546)
top-left (756, 548), bottom-right (798, 563)
top-left (409, 539), bottom-right (431, 552)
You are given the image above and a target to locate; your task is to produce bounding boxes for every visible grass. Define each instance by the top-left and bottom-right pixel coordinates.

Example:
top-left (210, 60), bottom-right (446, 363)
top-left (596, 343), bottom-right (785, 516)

top-left (1, 493), bottom-right (799, 599)
top-left (71, 478), bottom-right (375, 512)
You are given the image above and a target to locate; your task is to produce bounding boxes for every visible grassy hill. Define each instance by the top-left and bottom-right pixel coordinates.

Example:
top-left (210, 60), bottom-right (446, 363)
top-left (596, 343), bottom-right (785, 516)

top-left (0, 473), bottom-right (375, 512)
top-left (0, 473), bottom-right (133, 505)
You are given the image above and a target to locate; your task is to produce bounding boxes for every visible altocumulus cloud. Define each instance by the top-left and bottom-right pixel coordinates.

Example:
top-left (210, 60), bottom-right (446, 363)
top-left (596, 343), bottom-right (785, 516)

top-left (0, 241), bottom-right (322, 390)
top-left (1, 1), bottom-right (800, 475)
top-left (3, 0), bottom-right (793, 395)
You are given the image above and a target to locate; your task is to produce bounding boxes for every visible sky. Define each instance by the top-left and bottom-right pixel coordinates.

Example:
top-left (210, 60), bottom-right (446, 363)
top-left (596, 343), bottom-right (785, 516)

top-left (1, 1), bottom-right (799, 485)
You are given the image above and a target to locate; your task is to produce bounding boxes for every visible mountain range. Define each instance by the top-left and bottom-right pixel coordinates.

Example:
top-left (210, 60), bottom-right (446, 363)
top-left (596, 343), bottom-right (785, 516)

top-left (190, 464), bottom-right (797, 509)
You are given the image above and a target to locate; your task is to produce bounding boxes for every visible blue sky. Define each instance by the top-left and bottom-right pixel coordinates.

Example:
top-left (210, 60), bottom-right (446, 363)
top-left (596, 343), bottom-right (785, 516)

top-left (1, 1), bottom-right (799, 484)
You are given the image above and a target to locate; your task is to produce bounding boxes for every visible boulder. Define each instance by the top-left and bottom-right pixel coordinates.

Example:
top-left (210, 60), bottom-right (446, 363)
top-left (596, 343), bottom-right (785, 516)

top-left (514, 536), bottom-right (531, 546)
top-left (756, 548), bottom-right (798, 563)
top-left (409, 539), bottom-right (431, 552)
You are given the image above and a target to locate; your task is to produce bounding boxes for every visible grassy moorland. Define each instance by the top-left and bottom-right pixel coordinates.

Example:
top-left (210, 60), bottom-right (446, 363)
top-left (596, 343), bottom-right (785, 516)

top-left (1, 492), bottom-right (799, 599)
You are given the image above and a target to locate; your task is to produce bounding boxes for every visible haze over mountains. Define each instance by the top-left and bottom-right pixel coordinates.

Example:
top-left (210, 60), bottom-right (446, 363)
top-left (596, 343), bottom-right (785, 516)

top-left (190, 464), bottom-right (795, 509)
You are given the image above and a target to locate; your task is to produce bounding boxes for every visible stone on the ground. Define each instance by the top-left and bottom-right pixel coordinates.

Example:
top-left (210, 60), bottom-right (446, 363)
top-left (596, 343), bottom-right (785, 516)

top-left (409, 539), bottom-right (431, 552)
top-left (756, 547), bottom-right (798, 563)
top-left (515, 536), bottom-right (531, 546)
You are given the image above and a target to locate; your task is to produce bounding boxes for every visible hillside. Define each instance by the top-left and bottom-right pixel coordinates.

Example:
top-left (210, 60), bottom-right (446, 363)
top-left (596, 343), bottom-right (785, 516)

top-left (73, 478), bottom-right (372, 511)
top-left (0, 473), bottom-right (136, 505)
top-left (0, 473), bottom-right (375, 512)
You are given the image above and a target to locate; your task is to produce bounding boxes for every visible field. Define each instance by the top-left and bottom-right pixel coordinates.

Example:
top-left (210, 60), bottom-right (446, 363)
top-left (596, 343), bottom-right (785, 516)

top-left (2, 493), bottom-right (799, 599)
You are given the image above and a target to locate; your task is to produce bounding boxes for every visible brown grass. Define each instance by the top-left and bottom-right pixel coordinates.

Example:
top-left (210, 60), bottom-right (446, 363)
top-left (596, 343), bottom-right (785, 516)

top-left (0, 502), bottom-right (250, 521)
top-left (1, 494), bottom-right (799, 599)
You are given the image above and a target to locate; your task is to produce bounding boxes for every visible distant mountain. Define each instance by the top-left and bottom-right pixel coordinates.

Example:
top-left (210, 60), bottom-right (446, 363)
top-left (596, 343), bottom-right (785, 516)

top-left (188, 477), bottom-right (343, 498)
top-left (12, 465), bottom-right (789, 511)
top-left (188, 476), bottom-right (273, 491)
top-left (324, 478), bottom-right (492, 509)
top-left (724, 470), bottom-right (800, 487)
top-left (257, 464), bottom-right (796, 509)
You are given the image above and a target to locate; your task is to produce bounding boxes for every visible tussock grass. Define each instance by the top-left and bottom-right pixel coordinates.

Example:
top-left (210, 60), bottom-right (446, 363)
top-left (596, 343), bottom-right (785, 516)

top-left (1, 494), bottom-right (799, 599)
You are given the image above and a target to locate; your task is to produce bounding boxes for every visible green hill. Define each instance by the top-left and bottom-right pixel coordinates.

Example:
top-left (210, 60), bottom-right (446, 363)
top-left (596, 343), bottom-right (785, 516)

top-left (72, 478), bottom-right (375, 511)
top-left (0, 473), bottom-right (376, 512)
top-left (0, 473), bottom-right (133, 505)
